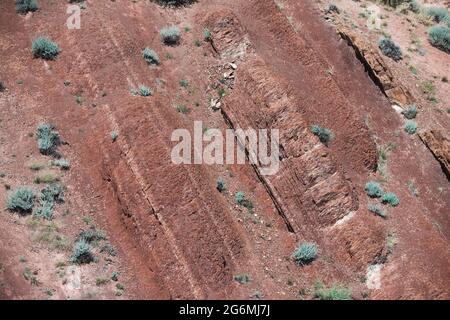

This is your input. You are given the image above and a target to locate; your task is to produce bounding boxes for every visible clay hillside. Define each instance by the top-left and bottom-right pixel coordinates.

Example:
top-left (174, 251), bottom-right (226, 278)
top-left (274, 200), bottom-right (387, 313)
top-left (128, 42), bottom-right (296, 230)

top-left (0, 0), bottom-right (449, 300)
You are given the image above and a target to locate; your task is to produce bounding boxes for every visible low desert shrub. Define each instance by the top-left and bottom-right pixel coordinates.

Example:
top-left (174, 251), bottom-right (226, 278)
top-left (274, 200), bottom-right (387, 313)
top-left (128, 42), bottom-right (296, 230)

top-left (368, 204), bottom-right (386, 218)
top-left (311, 125), bottom-right (333, 145)
top-left (404, 120), bottom-right (418, 134)
top-left (365, 181), bottom-right (384, 198)
top-left (76, 228), bottom-right (107, 244)
top-left (139, 85), bottom-right (152, 97)
top-left (34, 171), bottom-right (59, 184)
top-left (52, 158), bottom-right (70, 170)
top-left (379, 37), bottom-right (403, 61)
top-left (235, 192), bottom-right (253, 210)
top-left (111, 131), bottom-right (119, 142)
top-left (32, 37), bottom-right (60, 60)
top-left (142, 48), bottom-right (160, 65)
top-left (428, 25), bottom-right (450, 53)
top-left (6, 187), bottom-right (35, 213)
top-left (424, 6), bottom-right (450, 24)
top-left (203, 28), bottom-right (212, 42)
top-left (154, 0), bottom-right (196, 6)
top-left (37, 123), bottom-right (60, 155)
top-left (381, 192), bottom-right (400, 207)
top-left (234, 274), bottom-right (251, 284)
top-left (216, 178), bottom-right (225, 192)
top-left (401, 105), bottom-right (417, 119)
top-left (327, 4), bottom-right (340, 14)
top-left (292, 242), bottom-right (317, 265)
top-left (70, 239), bottom-right (94, 264)
top-left (314, 282), bottom-right (352, 300)
top-left (160, 26), bottom-right (181, 45)
top-left (16, 0), bottom-right (38, 14)
top-left (409, 0), bottom-right (421, 13)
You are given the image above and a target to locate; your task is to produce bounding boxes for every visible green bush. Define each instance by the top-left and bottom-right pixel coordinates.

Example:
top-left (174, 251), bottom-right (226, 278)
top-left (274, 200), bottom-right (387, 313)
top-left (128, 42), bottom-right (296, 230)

top-left (292, 242), bottom-right (317, 265)
top-left (34, 183), bottom-right (64, 220)
top-left (16, 0), bottom-right (38, 14)
top-left (32, 37), bottom-right (60, 60)
top-left (314, 282), bottom-right (352, 300)
top-left (203, 28), bottom-right (212, 41)
top-left (368, 204), bottom-right (386, 218)
top-left (235, 192), bottom-right (253, 209)
top-left (139, 85), bottom-right (152, 97)
top-left (428, 25), bottom-right (450, 53)
top-left (404, 120), bottom-right (418, 134)
top-left (37, 123), bottom-right (60, 155)
top-left (154, 0), bottom-right (196, 6)
top-left (379, 37), bottom-right (403, 61)
top-left (326, 4), bottom-right (340, 14)
top-left (401, 105), bottom-right (417, 119)
top-left (311, 125), bottom-right (333, 145)
top-left (111, 131), bottom-right (119, 142)
top-left (70, 239), bottom-right (94, 264)
top-left (142, 48), bottom-right (160, 65)
top-left (216, 178), bottom-right (225, 192)
top-left (76, 227), bottom-right (107, 243)
top-left (409, 0), bottom-right (421, 13)
top-left (425, 7), bottom-right (450, 24)
top-left (365, 181), bottom-right (384, 198)
top-left (34, 201), bottom-right (54, 220)
top-left (52, 158), bottom-right (70, 170)
top-left (160, 26), bottom-right (181, 45)
top-left (381, 192), bottom-right (400, 207)
top-left (234, 274), bottom-right (251, 284)
top-left (6, 187), bottom-right (35, 213)
top-left (41, 183), bottom-right (64, 204)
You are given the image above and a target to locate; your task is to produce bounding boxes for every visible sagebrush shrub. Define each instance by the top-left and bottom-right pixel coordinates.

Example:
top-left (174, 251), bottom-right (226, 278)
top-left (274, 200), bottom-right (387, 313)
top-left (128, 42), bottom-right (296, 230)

top-left (52, 158), bottom-right (70, 170)
top-left (311, 125), bottom-right (333, 145)
top-left (327, 4), bottom-right (340, 14)
top-left (428, 25), bottom-right (450, 53)
top-left (404, 120), bottom-right (418, 134)
top-left (381, 192), bottom-right (400, 207)
top-left (71, 239), bottom-right (94, 264)
top-left (6, 187), bottom-right (35, 213)
top-left (235, 192), bottom-right (253, 209)
top-left (111, 131), bottom-right (119, 141)
top-left (292, 242), bottom-right (317, 265)
top-left (203, 28), bottom-right (212, 41)
top-left (314, 282), bottom-right (352, 300)
top-left (216, 178), bottom-right (225, 192)
top-left (365, 181), bottom-right (384, 198)
top-left (32, 37), bottom-right (60, 60)
top-left (160, 26), bottom-right (181, 45)
top-left (409, 0), bottom-right (420, 13)
top-left (16, 0), bottom-right (38, 14)
top-left (41, 183), bottom-right (65, 204)
top-left (368, 204), bottom-right (386, 218)
top-left (234, 274), bottom-right (251, 284)
top-left (37, 123), bottom-right (60, 155)
top-left (142, 48), bottom-right (160, 65)
top-left (379, 37), bottom-right (403, 61)
top-left (425, 7), bottom-right (450, 24)
top-left (76, 228), bottom-right (107, 243)
top-left (139, 85), bottom-right (152, 97)
top-left (154, 0), bottom-right (196, 6)
top-left (402, 105), bottom-right (417, 119)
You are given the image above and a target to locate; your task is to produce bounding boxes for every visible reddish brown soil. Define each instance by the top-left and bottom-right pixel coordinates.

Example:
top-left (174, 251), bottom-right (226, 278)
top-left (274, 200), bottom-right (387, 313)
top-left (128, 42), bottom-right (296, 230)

top-left (0, 0), bottom-right (449, 299)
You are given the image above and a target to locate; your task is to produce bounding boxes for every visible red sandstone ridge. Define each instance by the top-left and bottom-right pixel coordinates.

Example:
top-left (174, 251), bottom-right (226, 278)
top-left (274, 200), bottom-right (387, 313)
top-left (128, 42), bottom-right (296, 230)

top-left (0, 0), bottom-right (449, 300)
